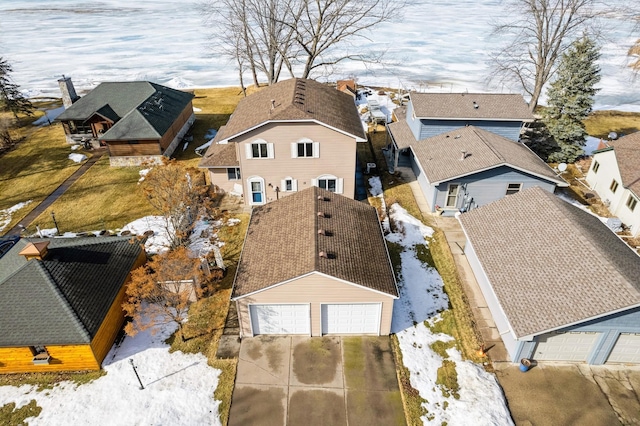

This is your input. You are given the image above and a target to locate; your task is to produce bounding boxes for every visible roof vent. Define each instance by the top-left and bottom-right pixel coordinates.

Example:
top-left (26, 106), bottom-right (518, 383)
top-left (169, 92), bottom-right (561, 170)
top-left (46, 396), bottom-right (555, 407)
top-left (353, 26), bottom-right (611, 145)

top-left (473, 101), bottom-right (479, 109)
top-left (460, 150), bottom-right (467, 160)
top-left (318, 229), bottom-right (326, 236)
top-left (319, 251), bottom-right (328, 258)
top-left (19, 241), bottom-right (50, 261)
top-left (317, 195), bottom-right (329, 201)
top-left (270, 99), bottom-right (276, 110)
top-left (454, 135), bottom-right (461, 139)
top-left (317, 211), bottom-right (330, 218)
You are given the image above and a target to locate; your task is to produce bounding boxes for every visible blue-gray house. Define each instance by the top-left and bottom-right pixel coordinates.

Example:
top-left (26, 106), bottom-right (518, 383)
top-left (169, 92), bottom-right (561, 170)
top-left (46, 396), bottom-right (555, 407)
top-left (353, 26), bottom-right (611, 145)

top-left (460, 186), bottom-right (640, 365)
top-left (387, 124), bottom-right (566, 214)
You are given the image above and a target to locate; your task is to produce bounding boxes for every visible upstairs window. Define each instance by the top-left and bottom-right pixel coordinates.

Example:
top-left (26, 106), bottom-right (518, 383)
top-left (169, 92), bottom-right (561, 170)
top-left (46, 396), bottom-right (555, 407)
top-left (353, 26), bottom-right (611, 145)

top-left (592, 161), bottom-right (600, 173)
top-left (298, 142), bottom-right (313, 157)
top-left (246, 140), bottom-right (274, 159)
top-left (627, 195), bottom-right (637, 212)
top-left (610, 180), bottom-right (619, 193)
top-left (506, 183), bottom-right (522, 196)
top-left (291, 139), bottom-right (319, 158)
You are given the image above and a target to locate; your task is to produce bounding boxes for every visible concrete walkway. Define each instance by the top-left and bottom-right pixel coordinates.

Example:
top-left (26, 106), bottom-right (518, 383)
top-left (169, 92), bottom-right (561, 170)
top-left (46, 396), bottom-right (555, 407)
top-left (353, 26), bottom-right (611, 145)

top-left (5, 149), bottom-right (105, 236)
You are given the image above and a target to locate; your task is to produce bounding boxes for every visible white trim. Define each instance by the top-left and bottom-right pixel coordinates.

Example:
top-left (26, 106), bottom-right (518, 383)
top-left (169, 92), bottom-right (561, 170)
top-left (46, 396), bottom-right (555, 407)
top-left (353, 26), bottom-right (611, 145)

top-left (413, 116), bottom-right (533, 123)
top-left (219, 119), bottom-right (367, 143)
top-left (316, 174), bottom-right (340, 193)
top-left (313, 142), bottom-right (320, 158)
top-left (247, 176), bottom-right (266, 205)
top-left (291, 142), bottom-right (298, 158)
top-left (281, 176), bottom-right (297, 192)
top-left (320, 302), bottom-right (382, 336)
top-left (248, 303), bottom-right (311, 337)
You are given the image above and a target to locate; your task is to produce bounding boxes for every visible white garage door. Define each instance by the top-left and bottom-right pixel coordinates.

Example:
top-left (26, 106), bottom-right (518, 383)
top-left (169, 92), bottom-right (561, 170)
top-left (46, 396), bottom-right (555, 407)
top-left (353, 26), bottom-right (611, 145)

top-left (250, 304), bottom-right (310, 335)
top-left (321, 303), bottom-right (381, 335)
top-left (533, 332), bottom-right (599, 362)
top-left (607, 333), bottom-right (640, 364)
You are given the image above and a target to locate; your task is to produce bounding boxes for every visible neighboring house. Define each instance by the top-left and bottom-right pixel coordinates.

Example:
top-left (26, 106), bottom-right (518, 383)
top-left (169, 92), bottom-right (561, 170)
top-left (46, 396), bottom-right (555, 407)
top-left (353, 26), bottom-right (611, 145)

top-left (337, 79), bottom-right (357, 98)
top-left (199, 78), bottom-right (366, 207)
top-left (388, 125), bottom-right (566, 214)
top-left (585, 132), bottom-right (640, 236)
top-left (0, 237), bottom-right (146, 373)
top-left (232, 187), bottom-right (398, 337)
top-left (459, 186), bottom-right (640, 365)
top-left (57, 81), bottom-right (195, 166)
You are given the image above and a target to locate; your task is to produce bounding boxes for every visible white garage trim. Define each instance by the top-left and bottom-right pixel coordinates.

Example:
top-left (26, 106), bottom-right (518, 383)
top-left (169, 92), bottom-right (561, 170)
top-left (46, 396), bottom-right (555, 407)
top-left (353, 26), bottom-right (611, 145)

top-left (606, 333), bottom-right (640, 364)
top-left (321, 303), bottom-right (381, 335)
top-left (533, 331), bottom-right (599, 362)
top-left (249, 304), bottom-right (310, 336)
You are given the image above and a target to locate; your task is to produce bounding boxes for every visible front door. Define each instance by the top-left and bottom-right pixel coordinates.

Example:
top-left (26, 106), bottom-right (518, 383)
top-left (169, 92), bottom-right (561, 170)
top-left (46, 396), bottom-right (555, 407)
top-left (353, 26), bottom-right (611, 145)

top-left (251, 181), bottom-right (264, 203)
top-left (446, 184), bottom-right (460, 208)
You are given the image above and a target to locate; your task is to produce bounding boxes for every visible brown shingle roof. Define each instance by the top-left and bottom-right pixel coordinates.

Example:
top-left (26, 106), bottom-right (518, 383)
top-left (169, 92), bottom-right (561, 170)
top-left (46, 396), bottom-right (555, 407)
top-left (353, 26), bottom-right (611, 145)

top-left (387, 119), bottom-right (416, 150)
top-left (459, 186), bottom-right (640, 338)
top-left (410, 93), bottom-right (534, 121)
top-left (214, 78), bottom-right (366, 142)
top-left (609, 132), bottom-right (640, 196)
top-left (232, 187), bottom-right (397, 299)
top-left (410, 126), bottom-right (565, 185)
top-left (198, 141), bottom-right (239, 168)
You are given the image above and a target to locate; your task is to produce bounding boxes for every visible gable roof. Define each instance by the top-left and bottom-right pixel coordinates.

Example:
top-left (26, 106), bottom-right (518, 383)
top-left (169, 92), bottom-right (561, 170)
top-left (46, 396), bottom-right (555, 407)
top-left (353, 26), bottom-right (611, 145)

top-left (459, 186), bottom-right (640, 338)
top-left (199, 127), bottom-right (240, 168)
top-left (410, 93), bottom-right (534, 121)
top-left (56, 81), bottom-right (194, 141)
top-left (232, 187), bottom-right (397, 299)
top-left (211, 78), bottom-right (366, 143)
top-left (410, 126), bottom-right (565, 185)
top-left (0, 237), bottom-right (144, 347)
top-left (595, 132), bottom-right (640, 197)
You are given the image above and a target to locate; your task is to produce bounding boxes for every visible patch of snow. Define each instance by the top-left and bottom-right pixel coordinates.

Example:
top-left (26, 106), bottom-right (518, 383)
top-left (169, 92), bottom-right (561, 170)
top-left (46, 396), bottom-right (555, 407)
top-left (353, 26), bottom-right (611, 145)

top-left (368, 177), bottom-right (390, 233)
top-left (122, 216), bottom-right (172, 254)
top-left (68, 153), bottom-right (87, 163)
top-left (226, 218), bottom-right (241, 226)
top-left (71, 144), bottom-right (81, 151)
top-left (138, 168), bottom-right (151, 183)
top-left (0, 200), bottom-right (33, 233)
top-left (193, 107), bottom-right (202, 112)
top-left (164, 76), bottom-right (195, 90)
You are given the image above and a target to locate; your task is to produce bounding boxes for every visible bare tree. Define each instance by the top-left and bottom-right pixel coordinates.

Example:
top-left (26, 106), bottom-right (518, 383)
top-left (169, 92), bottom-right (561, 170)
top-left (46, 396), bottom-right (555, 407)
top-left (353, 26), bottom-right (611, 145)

top-left (489, 0), bottom-right (605, 111)
top-left (630, 39), bottom-right (640, 72)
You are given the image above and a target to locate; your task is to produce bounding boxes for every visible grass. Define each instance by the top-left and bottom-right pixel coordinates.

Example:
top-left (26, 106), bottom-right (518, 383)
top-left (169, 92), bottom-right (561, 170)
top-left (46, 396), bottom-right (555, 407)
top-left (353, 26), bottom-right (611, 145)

top-left (0, 400), bottom-right (42, 426)
top-left (210, 358), bottom-right (237, 426)
top-left (390, 334), bottom-right (428, 426)
top-left (0, 370), bottom-right (105, 391)
top-left (429, 340), bottom-right (456, 359)
top-left (436, 360), bottom-right (460, 400)
top-left (583, 110), bottom-right (640, 140)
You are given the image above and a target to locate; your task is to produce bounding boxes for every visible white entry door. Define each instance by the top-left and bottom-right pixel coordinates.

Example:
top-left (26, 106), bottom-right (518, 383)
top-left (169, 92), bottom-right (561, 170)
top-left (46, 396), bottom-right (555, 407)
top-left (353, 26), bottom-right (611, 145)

top-left (321, 303), bottom-right (381, 335)
top-left (533, 332), bottom-right (599, 362)
top-left (250, 304), bottom-right (310, 335)
top-left (606, 333), bottom-right (640, 364)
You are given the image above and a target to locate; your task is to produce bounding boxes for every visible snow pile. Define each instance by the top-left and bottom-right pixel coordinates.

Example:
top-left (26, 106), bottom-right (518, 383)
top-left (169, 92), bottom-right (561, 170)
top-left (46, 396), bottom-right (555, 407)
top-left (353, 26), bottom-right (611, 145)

top-left (68, 153), bottom-right (87, 163)
top-left (0, 320), bottom-right (222, 426)
top-left (138, 168), bottom-right (151, 183)
top-left (121, 216), bottom-right (171, 254)
top-left (71, 144), bottom-right (81, 151)
top-left (164, 76), bottom-right (195, 90)
top-left (0, 200), bottom-right (32, 233)
top-left (372, 176), bottom-right (512, 425)
top-left (368, 176), bottom-right (390, 233)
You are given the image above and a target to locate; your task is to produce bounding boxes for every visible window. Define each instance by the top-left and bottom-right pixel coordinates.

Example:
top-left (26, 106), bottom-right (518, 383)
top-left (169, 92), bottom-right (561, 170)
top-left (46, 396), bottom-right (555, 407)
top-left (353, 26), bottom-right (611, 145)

top-left (281, 177), bottom-right (297, 192)
top-left (227, 168), bottom-right (241, 180)
top-left (610, 180), bottom-right (619, 193)
top-left (446, 184), bottom-right (459, 208)
top-left (245, 140), bottom-right (273, 159)
top-left (298, 142), bottom-right (313, 157)
top-left (291, 140), bottom-right (319, 158)
top-left (506, 183), bottom-right (522, 196)
top-left (627, 195), bottom-right (638, 212)
top-left (313, 175), bottom-right (342, 193)
top-left (592, 161), bottom-right (600, 173)
top-left (319, 178), bottom-right (336, 192)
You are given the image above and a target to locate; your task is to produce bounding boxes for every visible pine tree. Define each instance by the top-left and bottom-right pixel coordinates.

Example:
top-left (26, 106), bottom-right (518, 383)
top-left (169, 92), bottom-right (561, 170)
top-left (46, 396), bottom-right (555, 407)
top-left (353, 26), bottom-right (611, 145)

top-left (543, 36), bottom-right (601, 163)
top-left (0, 57), bottom-right (33, 119)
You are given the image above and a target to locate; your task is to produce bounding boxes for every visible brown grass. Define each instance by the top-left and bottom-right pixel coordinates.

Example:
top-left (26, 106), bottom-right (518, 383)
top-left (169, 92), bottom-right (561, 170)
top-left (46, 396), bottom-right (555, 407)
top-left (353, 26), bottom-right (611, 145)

top-left (0, 370), bottom-right (106, 391)
top-left (0, 400), bottom-right (42, 426)
top-left (583, 110), bottom-right (640, 140)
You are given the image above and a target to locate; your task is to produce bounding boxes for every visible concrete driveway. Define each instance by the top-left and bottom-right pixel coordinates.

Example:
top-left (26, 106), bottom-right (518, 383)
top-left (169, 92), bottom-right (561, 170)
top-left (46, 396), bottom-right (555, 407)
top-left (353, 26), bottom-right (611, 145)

top-left (229, 335), bottom-right (406, 426)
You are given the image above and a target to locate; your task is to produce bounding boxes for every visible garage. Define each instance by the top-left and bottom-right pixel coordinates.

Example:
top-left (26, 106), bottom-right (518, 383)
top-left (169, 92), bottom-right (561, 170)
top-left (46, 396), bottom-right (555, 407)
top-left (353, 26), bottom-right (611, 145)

top-left (607, 333), bottom-right (640, 364)
top-left (321, 303), bottom-right (381, 334)
top-left (533, 332), bottom-right (600, 362)
top-left (250, 304), bottom-right (310, 336)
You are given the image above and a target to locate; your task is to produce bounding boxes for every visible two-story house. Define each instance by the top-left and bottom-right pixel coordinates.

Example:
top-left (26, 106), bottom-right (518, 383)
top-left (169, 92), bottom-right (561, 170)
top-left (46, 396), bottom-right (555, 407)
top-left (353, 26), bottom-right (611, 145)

top-left (585, 132), bottom-right (640, 236)
top-left (198, 78), bottom-right (366, 207)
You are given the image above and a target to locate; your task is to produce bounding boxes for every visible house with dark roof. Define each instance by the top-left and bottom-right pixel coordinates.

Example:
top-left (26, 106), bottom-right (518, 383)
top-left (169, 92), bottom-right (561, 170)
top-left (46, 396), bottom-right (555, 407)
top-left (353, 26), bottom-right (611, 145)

top-left (0, 237), bottom-right (146, 373)
top-left (585, 132), bottom-right (640, 236)
top-left (459, 186), bottom-right (640, 364)
top-left (57, 81), bottom-right (195, 166)
top-left (389, 125), bottom-right (566, 214)
top-left (199, 78), bottom-right (366, 207)
top-left (232, 187), bottom-right (398, 337)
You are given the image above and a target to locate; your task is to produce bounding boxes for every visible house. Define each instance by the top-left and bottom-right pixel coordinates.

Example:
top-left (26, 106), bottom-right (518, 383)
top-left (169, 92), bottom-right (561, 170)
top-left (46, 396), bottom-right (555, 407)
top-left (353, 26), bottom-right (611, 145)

top-left (198, 78), bottom-right (367, 207)
top-left (388, 124), bottom-right (567, 214)
top-left (0, 237), bottom-right (146, 373)
top-left (387, 92), bottom-right (534, 171)
top-left (585, 132), bottom-right (640, 237)
top-left (56, 80), bottom-right (195, 166)
top-left (336, 79), bottom-right (357, 98)
top-left (459, 186), bottom-right (640, 365)
top-left (231, 187), bottom-right (398, 337)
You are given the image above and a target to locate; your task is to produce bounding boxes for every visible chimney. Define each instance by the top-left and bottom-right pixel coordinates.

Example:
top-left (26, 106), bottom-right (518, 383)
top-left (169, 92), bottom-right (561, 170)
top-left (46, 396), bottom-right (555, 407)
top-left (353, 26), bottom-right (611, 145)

top-left (18, 241), bottom-right (50, 261)
top-left (460, 150), bottom-right (467, 160)
top-left (58, 75), bottom-right (80, 109)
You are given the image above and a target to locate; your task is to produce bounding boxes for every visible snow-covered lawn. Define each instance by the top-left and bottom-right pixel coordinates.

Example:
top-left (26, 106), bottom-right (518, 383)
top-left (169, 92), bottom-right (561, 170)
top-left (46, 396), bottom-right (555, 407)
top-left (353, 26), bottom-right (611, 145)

top-left (0, 321), bottom-right (222, 426)
top-left (0, 201), bottom-right (33, 234)
top-left (370, 177), bottom-right (513, 425)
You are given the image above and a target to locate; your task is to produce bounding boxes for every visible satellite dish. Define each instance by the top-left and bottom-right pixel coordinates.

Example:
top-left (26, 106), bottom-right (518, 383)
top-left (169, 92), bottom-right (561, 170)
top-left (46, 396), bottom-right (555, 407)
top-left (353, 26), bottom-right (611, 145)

top-left (608, 132), bottom-right (618, 140)
top-left (557, 163), bottom-right (567, 172)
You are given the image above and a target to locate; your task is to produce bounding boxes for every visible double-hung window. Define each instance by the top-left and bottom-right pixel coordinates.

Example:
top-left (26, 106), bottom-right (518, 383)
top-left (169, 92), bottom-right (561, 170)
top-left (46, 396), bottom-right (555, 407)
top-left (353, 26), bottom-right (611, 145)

top-left (592, 161), bottom-right (600, 173)
top-left (313, 175), bottom-right (342, 193)
top-left (610, 180), bottom-right (619, 193)
top-left (246, 140), bottom-right (273, 159)
top-left (627, 195), bottom-right (637, 212)
top-left (291, 139), bottom-right (319, 158)
top-left (227, 168), bottom-right (241, 180)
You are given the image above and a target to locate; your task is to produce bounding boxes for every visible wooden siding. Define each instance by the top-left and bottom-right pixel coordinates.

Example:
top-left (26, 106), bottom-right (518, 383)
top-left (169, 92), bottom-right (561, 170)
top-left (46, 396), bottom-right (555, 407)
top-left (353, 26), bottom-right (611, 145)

top-left (236, 273), bottom-right (395, 337)
top-left (232, 122), bottom-right (357, 206)
top-left (0, 345), bottom-right (99, 374)
top-left (107, 140), bottom-right (162, 157)
top-left (158, 102), bottom-right (194, 151)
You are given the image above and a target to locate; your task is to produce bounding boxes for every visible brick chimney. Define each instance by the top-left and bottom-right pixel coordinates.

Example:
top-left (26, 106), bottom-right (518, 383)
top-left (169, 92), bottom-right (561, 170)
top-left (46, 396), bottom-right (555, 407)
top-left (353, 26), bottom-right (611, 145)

top-left (58, 75), bottom-right (80, 109)
top-left (18, 241), bottom-right (50, 261)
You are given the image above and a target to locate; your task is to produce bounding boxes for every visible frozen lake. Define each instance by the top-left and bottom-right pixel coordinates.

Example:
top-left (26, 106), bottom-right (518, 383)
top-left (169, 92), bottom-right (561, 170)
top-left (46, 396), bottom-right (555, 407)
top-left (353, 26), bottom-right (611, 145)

top-left (1, 0), bottom-right (638, 110)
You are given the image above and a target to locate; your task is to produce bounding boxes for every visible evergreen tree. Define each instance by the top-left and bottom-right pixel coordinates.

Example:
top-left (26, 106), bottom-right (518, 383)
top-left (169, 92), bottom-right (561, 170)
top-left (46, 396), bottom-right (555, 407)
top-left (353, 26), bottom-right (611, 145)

top-left (543, 36), bottom-right (601, 163)
top-left (0, 57), bottom-right (33, 119)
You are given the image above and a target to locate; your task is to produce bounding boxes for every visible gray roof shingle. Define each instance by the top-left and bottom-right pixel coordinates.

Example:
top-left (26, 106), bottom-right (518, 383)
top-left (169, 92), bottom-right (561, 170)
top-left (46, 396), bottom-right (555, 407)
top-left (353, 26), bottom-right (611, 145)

top-left (459, 186), bottom-right (640, 338)
top-left (232, 187), bottom-right (397, 299)
top-left (410, 93), bottom-right (534, 121)
top-left (0, 237), bottom-right (144, 347)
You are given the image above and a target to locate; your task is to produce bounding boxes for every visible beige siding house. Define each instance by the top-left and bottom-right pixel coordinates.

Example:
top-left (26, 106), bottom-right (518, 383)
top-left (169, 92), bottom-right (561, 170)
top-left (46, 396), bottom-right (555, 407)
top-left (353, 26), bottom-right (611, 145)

top-left (199, 78), bottom-right (366, 207)
top-left (232, 187), bottom-right (398, 337)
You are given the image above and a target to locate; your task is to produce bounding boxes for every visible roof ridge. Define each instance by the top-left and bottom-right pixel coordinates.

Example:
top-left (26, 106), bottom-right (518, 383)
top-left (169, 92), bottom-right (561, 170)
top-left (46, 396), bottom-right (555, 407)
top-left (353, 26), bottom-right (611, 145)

top-left (472, 127), bottom-right (505, 162)
top-left (35, 261), bottom-right (92, 342)
top-left (313, 186), bottom-right (319, 271)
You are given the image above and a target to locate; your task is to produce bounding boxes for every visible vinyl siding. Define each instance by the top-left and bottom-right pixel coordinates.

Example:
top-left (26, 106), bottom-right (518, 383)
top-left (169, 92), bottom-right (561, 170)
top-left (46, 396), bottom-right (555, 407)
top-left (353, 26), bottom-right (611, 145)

top-left (236, 273), bottom-right (394, 337)
top-left (209, 168), bottom-right (242, 194)
top-left (0, 345), bottom-right (99, 374)
top-left (418, 120), bottom-right (523, 141)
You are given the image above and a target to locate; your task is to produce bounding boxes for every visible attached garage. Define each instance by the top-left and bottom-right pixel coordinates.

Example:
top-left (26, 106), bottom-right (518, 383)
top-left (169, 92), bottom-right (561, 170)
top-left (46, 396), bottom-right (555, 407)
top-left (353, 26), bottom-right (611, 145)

top-left (321, 303), bottom-right (381, 335)
top-left (534, 332), bottom-right (600, 362)
top-left (607, 334), bottom-right (640, 364)
top-left (249, 304), bottom-right (310, 335)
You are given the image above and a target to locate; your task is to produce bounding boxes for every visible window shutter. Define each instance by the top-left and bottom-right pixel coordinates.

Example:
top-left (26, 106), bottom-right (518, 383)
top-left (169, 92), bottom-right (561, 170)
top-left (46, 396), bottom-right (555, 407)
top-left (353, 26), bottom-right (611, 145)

top-left (292, 179), bottom-right (298, 192)
top-left (267, 143), bottom-right (274, 158)
top-left (291, 142), bottom-right (298, 158)
top-left (311, 178), bottom-right (318, 187)
top-left (336, 178), bottom-right (343, 194)
top-left (281, 179), bottom-right (287, 191)
top-left (245, 144), bottom-right (253, 159)
top-left (313, 142), bottom-right (320, 158)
